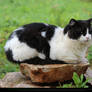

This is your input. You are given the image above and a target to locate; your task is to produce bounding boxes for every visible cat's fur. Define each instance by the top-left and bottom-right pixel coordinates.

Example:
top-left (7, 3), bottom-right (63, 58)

top-left (4, 18), bottom-right (92, 65)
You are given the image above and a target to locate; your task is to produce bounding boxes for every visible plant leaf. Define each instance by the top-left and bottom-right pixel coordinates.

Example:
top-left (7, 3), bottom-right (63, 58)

top-left (81, 79), bottom-right (89, 87)
top-left (80, 74), bottom-right (84, 83)
top-left (84, 85), bottom-right (89, 88)
top-left (72, 72), bottom-right (81, 85)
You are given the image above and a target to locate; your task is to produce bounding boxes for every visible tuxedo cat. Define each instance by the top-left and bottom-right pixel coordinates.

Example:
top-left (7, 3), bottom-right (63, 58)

top-left (4, 18), bottom-right (92, 65)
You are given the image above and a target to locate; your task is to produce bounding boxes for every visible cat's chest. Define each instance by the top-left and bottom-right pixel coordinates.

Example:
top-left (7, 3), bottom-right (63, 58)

top-left (49, 30), bottom-right (88, 61)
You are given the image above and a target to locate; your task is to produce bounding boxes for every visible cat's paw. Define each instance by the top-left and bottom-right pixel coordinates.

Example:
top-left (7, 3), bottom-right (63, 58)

top-left (80, 58), bottom-right (89, 64)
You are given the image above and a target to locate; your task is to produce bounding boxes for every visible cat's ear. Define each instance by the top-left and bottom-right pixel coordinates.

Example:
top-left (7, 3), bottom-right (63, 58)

top-left (69, 19), bottom-right (77, 26)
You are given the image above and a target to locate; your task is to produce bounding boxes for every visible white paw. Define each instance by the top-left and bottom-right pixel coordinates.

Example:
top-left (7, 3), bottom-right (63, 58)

top-left (38, 53), bottom-right (46, 60)
top-left (80, 58), bottom-right (89, 64)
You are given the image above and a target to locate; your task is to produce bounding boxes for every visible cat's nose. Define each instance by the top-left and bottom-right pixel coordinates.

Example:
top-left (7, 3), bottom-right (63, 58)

top-left (86, 37), bottom-right (89, 40)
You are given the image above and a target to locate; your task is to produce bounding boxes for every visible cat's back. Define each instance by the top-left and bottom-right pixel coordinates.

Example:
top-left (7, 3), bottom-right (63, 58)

top-left (9, 23), bottom-right (58, 41)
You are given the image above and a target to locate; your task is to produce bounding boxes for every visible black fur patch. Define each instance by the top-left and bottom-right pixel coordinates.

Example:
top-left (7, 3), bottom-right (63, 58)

top-left (45, 24), bottom-right (56, 40)
top-left (5, 49), bottom-right (13, 62)
top-left (5, 49), bottom-right (20, 64)
top-left (20, 57), bottom-right (68, 65)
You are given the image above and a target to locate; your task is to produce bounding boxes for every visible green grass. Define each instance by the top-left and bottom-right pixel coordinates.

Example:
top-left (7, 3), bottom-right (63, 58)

top-left (0, 0), bottom-right (92, 79)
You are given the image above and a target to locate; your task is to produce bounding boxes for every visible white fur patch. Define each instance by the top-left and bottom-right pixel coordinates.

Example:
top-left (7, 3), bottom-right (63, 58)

top-left (79, 28), bottom-right (91, 42)
top-left (41, 31), bottom-right (46, 37)
top-left (38, 53), bottom-right (46, 59)
top-left (85, 28), bottom-right (91, 40)
top-left (44, 23), bottom-right (49, 26)
top-left (4, 34), bottom-right (46, 62)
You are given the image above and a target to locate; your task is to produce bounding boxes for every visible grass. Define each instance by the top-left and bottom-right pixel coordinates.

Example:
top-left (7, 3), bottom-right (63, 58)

top-left (0, 0), bottom-right (92, 79)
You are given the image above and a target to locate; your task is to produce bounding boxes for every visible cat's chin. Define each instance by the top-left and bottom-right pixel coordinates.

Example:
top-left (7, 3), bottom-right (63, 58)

top-left (78, 40), bottom-right (90, 45)
top-left (69, 39), bottom-right (89, 43)
top-left (83, 40), bottom-right (90, 43)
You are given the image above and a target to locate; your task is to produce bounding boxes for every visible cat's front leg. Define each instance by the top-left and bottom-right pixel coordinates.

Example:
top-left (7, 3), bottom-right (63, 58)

top-left (80, 58), bottom-right (89, 64)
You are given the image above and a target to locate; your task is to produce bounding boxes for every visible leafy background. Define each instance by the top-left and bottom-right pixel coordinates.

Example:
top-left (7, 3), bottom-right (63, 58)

top-left (0, 0), bottom-right (92, 79)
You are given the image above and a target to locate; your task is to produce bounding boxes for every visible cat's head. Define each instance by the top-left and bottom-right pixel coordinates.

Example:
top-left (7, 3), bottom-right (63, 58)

top-left (64, 18), bottom-right (92, 42)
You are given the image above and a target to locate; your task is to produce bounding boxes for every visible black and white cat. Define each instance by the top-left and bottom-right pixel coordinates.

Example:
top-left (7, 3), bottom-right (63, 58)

top-left (4, 18), bottom-right (92, 65)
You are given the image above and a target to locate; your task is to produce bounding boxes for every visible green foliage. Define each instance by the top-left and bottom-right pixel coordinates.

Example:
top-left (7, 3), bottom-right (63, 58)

top-left (72, 72), bottom-right (89, 88)
top-left (57, 82), bottom-right (73, 88)
top-left (0, 0), bottom-right (92, 79)
top-left (57, 72), bottom-right (90, 88)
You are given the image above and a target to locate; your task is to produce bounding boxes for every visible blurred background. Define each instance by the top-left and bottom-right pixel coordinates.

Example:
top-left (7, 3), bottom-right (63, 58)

top-left (0, 0), bottom-right (92, 79)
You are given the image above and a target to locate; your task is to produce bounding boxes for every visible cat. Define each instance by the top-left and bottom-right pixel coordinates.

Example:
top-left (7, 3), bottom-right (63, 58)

top-left (4, 18), bottom-right (92, 65)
